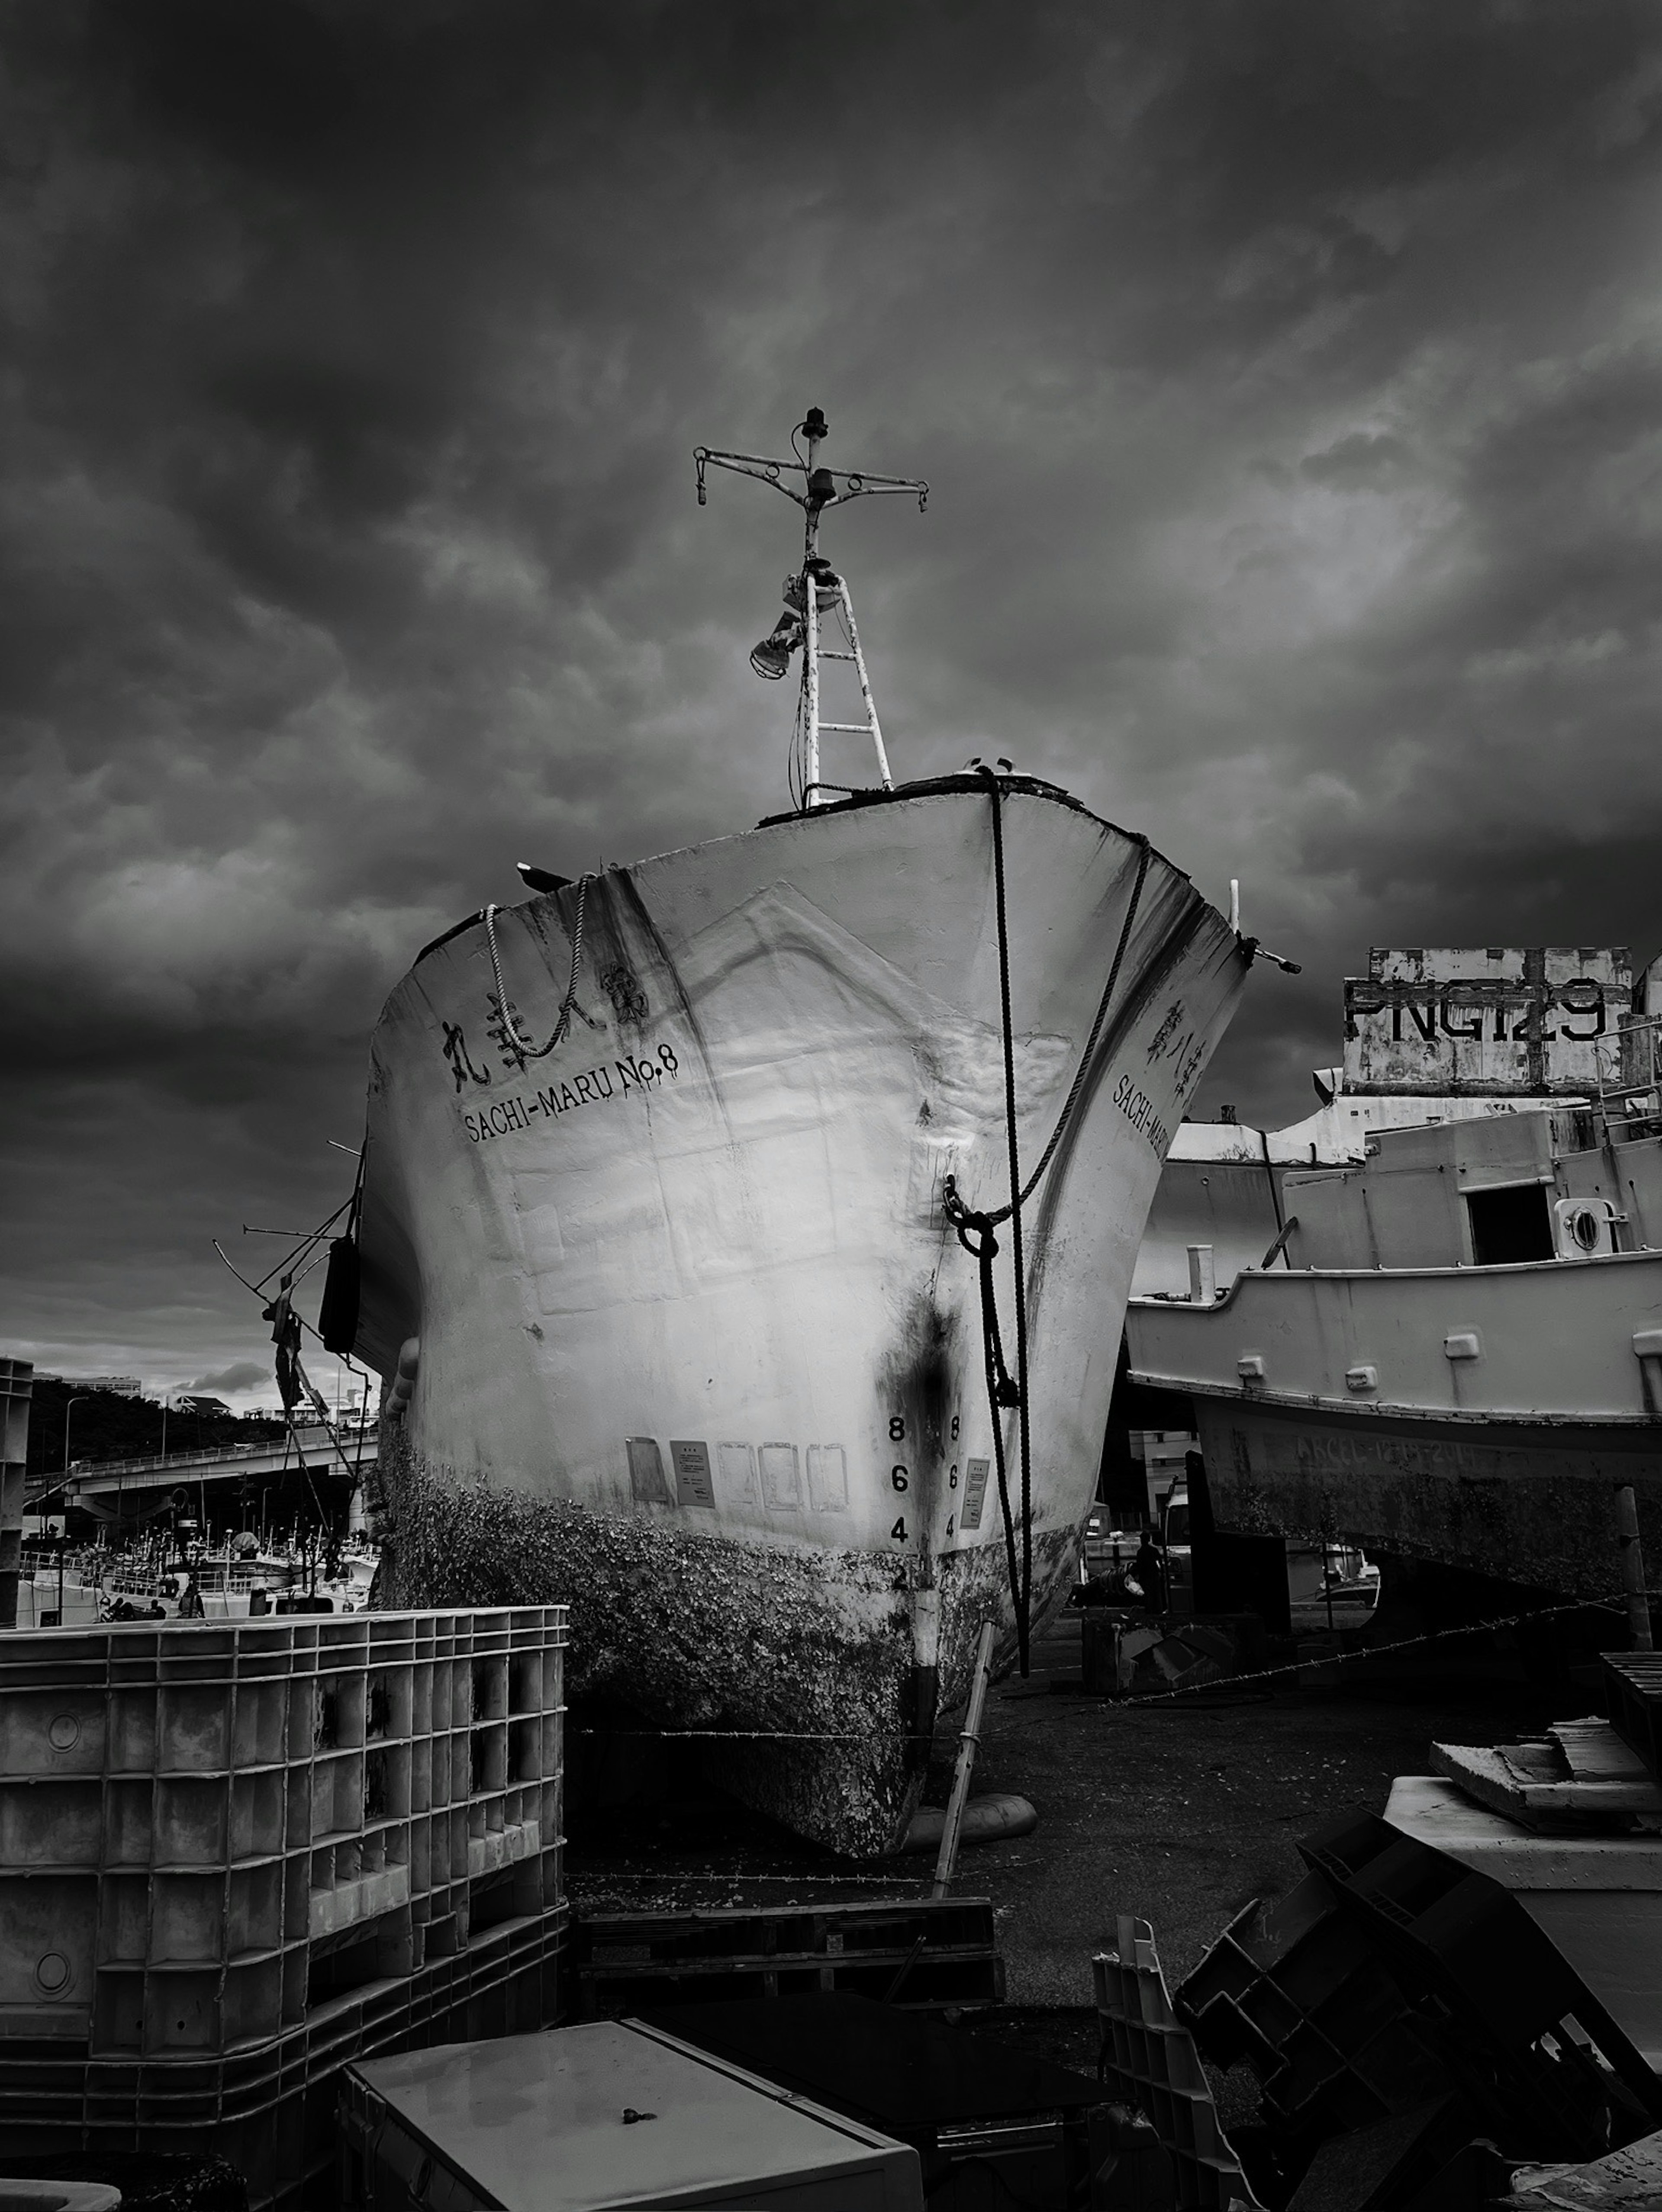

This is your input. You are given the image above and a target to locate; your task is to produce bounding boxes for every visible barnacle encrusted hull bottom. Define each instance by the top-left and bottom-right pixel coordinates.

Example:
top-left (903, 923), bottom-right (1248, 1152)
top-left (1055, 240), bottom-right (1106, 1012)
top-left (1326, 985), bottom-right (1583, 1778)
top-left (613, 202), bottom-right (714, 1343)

top-left (354, 775), bottom-right (1249, 1855)
top-left (374, 1450), bottom-right (1073, 1855)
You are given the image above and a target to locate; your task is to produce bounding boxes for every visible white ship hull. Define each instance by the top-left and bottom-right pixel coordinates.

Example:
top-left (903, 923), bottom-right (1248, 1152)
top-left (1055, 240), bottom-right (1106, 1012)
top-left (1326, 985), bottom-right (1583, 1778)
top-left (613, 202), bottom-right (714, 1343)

top-left (1127, 1247), bottom-right (1662, 1595)
top-left (356, 775), bottom-right (1247, 1852)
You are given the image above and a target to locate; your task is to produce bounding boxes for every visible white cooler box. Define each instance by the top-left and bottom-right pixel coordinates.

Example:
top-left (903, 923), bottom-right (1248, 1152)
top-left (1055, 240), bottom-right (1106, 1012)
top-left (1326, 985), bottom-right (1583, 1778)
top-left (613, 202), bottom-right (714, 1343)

top-left (341, 2017), bottom-right (925, 2212)
top-left (1386, 1773), bottom-right (1662, 2070)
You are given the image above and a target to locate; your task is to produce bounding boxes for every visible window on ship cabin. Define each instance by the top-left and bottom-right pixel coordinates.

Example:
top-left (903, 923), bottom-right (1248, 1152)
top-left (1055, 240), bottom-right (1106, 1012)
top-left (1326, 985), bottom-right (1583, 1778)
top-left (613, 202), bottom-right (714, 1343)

top-left (1465, 1182), bottom-right (1554, 1265)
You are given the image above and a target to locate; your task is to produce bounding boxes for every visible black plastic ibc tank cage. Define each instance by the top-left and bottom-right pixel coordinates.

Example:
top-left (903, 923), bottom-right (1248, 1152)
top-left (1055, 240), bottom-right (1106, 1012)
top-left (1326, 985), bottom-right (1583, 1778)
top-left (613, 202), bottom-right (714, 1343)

top-left (0, 1604), bottom-right (569, 2212)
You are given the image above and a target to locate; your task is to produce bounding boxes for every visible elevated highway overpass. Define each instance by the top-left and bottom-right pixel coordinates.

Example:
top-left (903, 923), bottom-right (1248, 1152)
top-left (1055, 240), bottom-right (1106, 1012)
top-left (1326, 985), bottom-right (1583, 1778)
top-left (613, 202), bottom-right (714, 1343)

top-left (44, 1421), bottom-right (377, 1513)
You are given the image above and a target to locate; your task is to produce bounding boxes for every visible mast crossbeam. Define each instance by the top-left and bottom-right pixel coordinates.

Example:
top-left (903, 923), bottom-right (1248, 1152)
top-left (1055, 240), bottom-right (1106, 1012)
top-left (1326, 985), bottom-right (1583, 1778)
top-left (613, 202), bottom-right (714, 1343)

top-left (694, 446), bottom-right (927, 515)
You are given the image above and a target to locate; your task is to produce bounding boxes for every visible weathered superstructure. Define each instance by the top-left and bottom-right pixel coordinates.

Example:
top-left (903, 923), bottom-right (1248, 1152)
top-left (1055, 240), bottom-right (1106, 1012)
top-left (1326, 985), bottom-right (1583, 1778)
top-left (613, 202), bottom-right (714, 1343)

top-left (1343, 946), bottom-right (1652, 1097)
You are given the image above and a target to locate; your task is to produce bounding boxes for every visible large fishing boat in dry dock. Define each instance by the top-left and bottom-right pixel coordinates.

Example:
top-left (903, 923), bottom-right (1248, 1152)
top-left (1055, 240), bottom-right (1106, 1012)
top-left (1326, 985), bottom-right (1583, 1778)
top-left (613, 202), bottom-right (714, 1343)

top-left (345, 412), bottom-right (1256, 1854)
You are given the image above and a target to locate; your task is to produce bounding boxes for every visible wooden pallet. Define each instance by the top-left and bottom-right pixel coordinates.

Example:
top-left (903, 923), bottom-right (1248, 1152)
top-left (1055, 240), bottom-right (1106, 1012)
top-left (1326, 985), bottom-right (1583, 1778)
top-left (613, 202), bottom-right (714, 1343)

top-left (572, 1895), bottom-right (1003, 2016)
top-left (1604, 1651), bottom-right (1662, 1783)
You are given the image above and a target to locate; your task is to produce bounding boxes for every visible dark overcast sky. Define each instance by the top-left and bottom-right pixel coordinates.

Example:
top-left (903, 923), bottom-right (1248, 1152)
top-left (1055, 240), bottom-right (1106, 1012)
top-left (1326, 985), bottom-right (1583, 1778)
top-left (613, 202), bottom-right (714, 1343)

top-left (4, 0), bottom-right (1661, 1405)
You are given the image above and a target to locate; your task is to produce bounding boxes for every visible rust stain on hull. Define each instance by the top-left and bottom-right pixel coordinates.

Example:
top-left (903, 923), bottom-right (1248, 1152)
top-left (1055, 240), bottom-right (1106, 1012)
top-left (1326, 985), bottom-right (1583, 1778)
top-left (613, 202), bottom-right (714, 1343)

top-left (1207, 1404), bottom-right (1662, 1598)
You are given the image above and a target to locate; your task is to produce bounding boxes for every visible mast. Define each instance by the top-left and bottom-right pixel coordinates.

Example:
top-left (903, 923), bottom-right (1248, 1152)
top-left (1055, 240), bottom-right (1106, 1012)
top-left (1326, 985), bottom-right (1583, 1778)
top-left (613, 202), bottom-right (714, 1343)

top-left (694, 408), bottom-right (927, 809)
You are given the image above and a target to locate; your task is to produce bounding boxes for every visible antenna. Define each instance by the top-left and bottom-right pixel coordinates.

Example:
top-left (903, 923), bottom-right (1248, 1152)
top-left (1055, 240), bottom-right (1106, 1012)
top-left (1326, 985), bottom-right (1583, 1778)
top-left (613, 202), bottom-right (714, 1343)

top-left (695, 407), bottom-right (927, 810)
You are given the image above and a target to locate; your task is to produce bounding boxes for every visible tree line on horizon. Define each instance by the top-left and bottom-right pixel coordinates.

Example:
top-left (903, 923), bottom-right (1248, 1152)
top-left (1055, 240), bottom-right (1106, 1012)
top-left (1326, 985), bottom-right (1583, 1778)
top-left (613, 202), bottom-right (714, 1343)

top-left (22, 1377), bottom-right (287, 1479)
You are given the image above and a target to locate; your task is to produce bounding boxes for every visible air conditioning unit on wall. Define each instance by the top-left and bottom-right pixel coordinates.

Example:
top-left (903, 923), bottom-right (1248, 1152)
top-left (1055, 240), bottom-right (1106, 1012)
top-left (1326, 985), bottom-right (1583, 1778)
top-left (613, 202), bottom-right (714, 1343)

top-left (1553, 1197), bottom-right (1620, 1258)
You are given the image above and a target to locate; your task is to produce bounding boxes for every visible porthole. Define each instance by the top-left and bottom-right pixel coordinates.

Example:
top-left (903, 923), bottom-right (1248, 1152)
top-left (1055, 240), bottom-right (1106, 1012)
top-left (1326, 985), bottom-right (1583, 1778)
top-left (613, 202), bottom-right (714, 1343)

top-left (33, 1952), bottom-right (71, 1996)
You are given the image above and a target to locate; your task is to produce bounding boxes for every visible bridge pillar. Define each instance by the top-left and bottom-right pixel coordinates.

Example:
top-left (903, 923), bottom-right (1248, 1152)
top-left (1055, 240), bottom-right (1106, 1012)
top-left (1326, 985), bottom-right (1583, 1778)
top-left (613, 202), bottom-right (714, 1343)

top-left (0, 1360), bottom-right (33, 1631)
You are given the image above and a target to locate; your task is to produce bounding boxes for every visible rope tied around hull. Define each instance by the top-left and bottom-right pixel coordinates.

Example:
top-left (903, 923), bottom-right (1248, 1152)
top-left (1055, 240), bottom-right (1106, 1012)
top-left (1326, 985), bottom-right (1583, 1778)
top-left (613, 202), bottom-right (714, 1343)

top-left (483, 874), bottom-right (601, 1064)
top-left (950, 767), bottom-right (1152, 1678)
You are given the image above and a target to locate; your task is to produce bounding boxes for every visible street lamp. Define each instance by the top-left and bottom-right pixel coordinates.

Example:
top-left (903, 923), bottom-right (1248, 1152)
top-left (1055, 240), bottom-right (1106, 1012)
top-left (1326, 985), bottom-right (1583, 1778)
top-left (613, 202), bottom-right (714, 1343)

top-left (61, 1396), bottom-right (89, 1478)
top-left (55, 1396), bottom-right (89, 1621)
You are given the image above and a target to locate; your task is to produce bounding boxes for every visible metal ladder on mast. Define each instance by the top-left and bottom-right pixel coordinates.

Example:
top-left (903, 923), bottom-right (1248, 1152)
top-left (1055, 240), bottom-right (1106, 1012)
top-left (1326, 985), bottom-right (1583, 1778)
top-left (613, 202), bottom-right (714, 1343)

top-left (801, 558), bottom-right (891, 800)
top-left (694, 406), bottom-right (927, 808)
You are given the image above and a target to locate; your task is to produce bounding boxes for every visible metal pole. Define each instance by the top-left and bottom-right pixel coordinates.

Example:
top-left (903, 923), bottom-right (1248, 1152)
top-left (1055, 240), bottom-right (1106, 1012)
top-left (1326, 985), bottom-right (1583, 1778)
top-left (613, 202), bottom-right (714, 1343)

top-left (57, 1394), bottom-right (89, 1606)
top-left (1617, 1485), bottom-right (1653, 1651)
top-left (802, 417), bottom-right (822, 556)
top-left (63, 1395), bottom-right (87, 1479)
top-left (932, 1620), bottom-right (997, 1899)
top-left (803, 561), bottom-right (821, 805)
top-left (837, 581), bottom-right (892, 790)
top-left (802, 419), bottom-right (823, 807)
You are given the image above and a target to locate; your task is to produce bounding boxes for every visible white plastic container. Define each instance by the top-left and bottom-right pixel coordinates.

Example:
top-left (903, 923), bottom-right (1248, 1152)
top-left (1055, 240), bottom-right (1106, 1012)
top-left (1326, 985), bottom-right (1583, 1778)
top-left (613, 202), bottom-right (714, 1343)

top-left (0, 2188), bottom-right (121, 2212)
top-left (343, 2016), bottom-right (924, 2212)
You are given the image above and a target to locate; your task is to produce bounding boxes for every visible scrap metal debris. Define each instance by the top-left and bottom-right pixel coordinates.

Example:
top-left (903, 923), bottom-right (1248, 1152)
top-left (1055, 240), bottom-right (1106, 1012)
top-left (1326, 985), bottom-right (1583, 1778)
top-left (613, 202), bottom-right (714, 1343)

top-left (1510, 2128), bottom-right (1662, 2212)
top-left (1431, 1717), bottom-right (1662, 1829)
top-left (1094, 1913), bottom-right (1264, 2212)
top-left (1099, 1792), bottom-right (1662, 2212)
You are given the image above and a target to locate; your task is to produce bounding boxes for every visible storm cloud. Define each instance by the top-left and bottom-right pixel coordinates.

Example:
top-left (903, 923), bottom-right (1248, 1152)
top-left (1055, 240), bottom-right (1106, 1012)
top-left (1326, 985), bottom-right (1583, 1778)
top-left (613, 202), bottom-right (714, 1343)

top-left (3, 0), bottom-right (1660, 1395)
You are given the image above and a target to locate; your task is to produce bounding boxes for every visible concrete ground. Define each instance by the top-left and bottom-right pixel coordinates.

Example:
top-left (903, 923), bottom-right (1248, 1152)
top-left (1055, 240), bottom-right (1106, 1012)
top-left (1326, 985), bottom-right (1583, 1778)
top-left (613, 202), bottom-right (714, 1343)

top-left (964, 1608), bottom-right (1546, 2004)
top-left (565, 1602), bottom-right (1557, 2055)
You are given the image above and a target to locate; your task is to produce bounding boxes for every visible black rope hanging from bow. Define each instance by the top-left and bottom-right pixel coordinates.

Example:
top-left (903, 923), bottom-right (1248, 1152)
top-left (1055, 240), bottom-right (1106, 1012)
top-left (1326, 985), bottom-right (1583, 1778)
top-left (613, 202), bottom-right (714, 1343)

top-left (943, 767), bottom-right (1151, 1677)
top-left (941, 1193), bottom-right (1032, 1672)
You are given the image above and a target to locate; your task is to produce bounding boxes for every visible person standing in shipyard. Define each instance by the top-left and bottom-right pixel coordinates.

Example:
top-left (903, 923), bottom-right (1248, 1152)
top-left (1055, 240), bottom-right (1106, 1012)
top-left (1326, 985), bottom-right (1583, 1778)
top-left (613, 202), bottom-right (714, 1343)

top-left (1133, 1530), bottom-right (1166, 1613)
